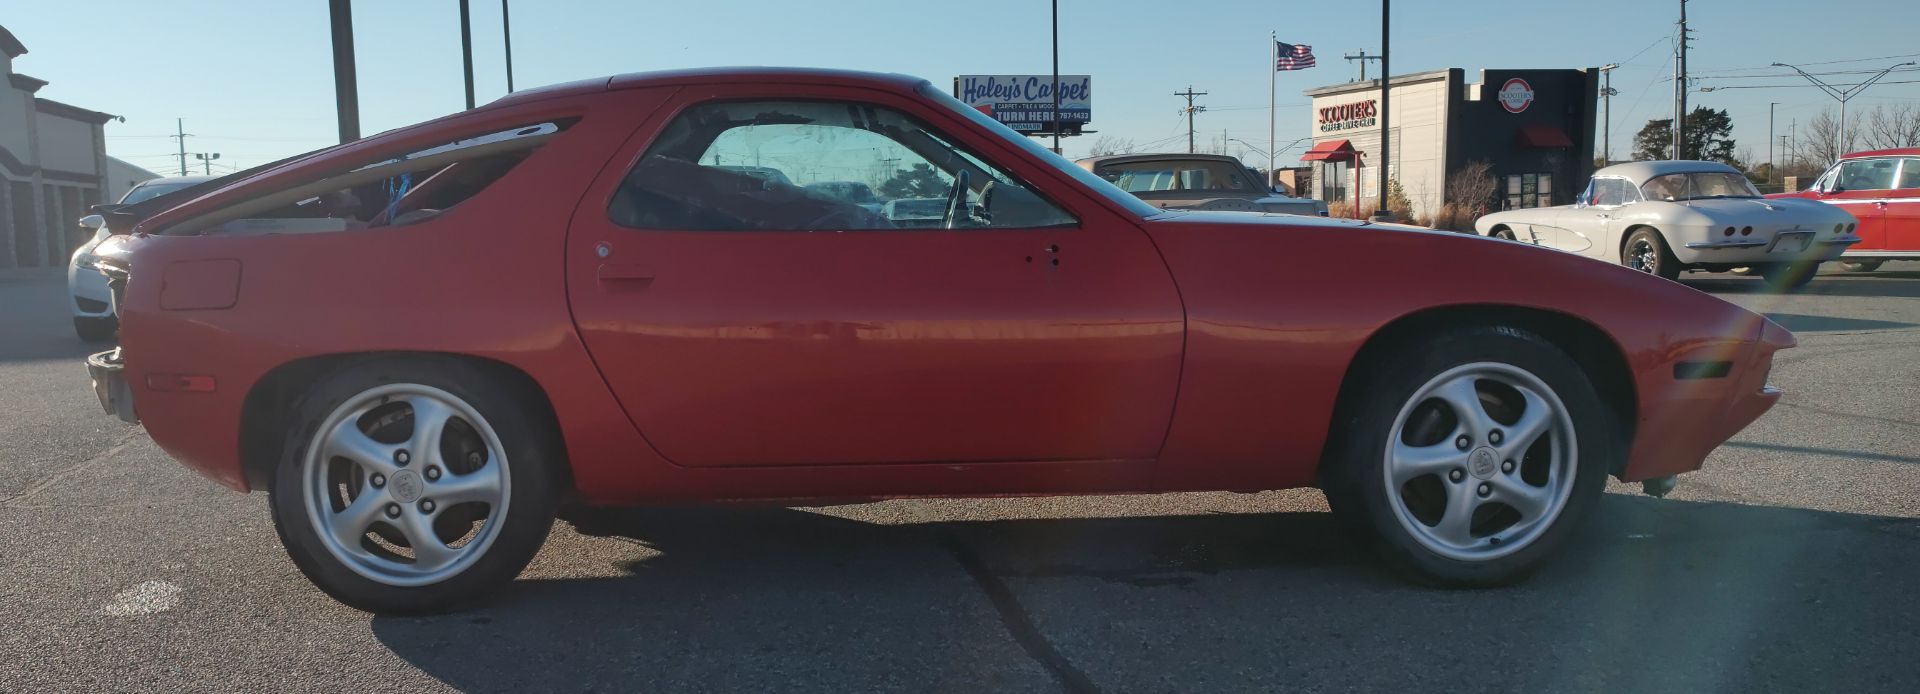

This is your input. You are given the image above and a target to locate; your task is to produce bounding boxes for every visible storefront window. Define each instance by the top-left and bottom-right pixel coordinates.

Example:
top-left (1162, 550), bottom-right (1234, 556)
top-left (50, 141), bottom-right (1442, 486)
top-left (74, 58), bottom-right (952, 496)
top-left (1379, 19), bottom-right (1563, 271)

top-left (1322, 161), bottom-right (1350, 202)
top-left (1503, 173), bottom-right (1553, 209)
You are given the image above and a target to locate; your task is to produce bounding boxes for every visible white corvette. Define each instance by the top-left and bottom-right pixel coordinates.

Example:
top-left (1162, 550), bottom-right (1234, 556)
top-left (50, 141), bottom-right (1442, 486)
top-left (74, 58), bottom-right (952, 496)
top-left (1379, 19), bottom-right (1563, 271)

top-left (1474, 161), bottom-right (1859, 289)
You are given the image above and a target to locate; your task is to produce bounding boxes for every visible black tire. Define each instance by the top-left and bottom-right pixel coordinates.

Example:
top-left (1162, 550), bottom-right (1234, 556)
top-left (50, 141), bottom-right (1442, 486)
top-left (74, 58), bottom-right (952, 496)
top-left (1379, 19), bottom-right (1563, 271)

top-left (73, 316), bottom-right (116, 342)
top-left (1488, 226), bottom-right (1517, 241)
top-left (1840, 261), bottom-right (1883, 273)
top-left (1758, 261), bottom-right (1818, 290)
top-left (1621, 227), bottom-right (1681, 280)
top-left (1323, 326), bottom-right (1617, 587)
top-left (268, 357), bottom-right (562, 614)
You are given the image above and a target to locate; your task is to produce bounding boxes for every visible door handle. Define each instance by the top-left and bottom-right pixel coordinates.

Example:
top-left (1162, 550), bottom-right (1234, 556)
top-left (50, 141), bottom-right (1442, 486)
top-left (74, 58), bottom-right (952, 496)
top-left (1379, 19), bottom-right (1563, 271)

top-left (597, 263), bottom-right (654, 282)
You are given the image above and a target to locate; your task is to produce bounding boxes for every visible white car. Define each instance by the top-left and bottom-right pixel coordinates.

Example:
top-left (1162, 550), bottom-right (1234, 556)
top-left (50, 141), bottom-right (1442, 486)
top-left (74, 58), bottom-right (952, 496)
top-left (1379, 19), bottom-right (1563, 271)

top-left (69, 175), bottom-right (215, 340)
top-left (1473, 161), bottom-right (1859, 289)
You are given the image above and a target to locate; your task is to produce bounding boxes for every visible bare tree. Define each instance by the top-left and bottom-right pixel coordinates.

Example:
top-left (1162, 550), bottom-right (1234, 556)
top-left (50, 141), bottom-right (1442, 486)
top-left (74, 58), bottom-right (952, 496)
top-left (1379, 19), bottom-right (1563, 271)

top-left (1863, 103), bottom-right (1920, 150)
top-left (1799, 108), bottom-right (1861, 167)
top-left (1446, 160), bottom-right (1499, 214)
top-left (1087, 135), bottom-right (1138, 156)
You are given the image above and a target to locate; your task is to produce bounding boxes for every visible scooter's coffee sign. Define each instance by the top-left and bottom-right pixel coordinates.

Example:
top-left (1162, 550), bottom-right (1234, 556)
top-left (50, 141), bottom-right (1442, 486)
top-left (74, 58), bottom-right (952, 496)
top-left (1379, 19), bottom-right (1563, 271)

top-left (1319, 100), bottom-right (1377, 133)
top-left (1498, 78), bottom-right (1535, 113)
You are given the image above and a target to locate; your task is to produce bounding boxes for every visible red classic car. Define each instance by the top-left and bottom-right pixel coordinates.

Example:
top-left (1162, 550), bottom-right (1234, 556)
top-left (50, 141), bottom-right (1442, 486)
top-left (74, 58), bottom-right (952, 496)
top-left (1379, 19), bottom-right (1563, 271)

top-left (1768, 147), bottom-right (1920, 271)
top-left (88, 68), bottom-right (1791, 613)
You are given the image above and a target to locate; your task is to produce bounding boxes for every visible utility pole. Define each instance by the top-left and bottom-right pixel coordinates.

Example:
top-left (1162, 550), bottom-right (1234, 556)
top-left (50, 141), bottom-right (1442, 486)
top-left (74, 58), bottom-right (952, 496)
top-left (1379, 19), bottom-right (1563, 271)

top-left (459, 0), bottom-right (476, 109)
top-left (1377, 0), bottom-right (1390, 219)
top-left (1772, 60), bottom-right (1917, 156)
top-left (1768, 101), bottom-right (1778, 183)
top-left (501, 0), bottom-right (514, 93)
top-left (171, 118), bottom-right (191, 176)
top-left (1672, 0), bottom-right (1688, 160)
top-left (1344, 50), bottom-right (1381, 83)
top-left (193, 153), bottom-right (221, 176)
top-left (1598, 64), bottom-right (1619, 164)
top-left (328, 0), bottom-right (360, 142)
top-left (1176, 87), bottom-right (1208, 153)
top-left (1779, 134), bottom-right (1790, 174)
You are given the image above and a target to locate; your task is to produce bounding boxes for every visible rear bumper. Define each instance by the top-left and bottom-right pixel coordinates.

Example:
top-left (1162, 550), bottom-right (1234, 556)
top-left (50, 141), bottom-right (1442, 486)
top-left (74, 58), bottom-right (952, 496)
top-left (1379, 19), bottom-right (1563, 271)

top-left (1675, 233), bottom-right (1856, 264)
top-left (86, 349), bottom-right (139, 424)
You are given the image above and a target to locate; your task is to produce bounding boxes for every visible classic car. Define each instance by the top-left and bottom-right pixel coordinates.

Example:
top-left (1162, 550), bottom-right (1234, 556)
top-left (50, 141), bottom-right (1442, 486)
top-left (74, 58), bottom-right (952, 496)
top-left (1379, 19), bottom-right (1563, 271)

top-left (88, 68), bottom-right (1789, 613)
top-left (1474, 160), bottom-right (1859, 289)
top-left (1076, 153), bottom-right (1328, 216)
top-left (1767, 147), bottom-right (1920, 272)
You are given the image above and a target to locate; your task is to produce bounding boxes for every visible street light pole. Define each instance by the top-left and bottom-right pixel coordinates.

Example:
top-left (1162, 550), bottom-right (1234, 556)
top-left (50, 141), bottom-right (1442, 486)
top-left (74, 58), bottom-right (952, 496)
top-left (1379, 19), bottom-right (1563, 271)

top-left (1768, 101), bottom-right (1778, 184)
top-left (459, 0), bottom-right (476, 110)
top-left (1772, 61), bottom-right (1916, 156)
top-left (1051, 0), bottom-right (1060, 154)
top-left (327, 0), bottom-right (360, 143)
top-left (1376, 0), bottom-right (1390, 218)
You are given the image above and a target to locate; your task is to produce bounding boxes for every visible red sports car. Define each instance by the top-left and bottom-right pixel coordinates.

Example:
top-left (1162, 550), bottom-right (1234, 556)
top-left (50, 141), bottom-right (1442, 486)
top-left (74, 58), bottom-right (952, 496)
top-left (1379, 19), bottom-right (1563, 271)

top-left (87, 69), bottom-right (1791, 613)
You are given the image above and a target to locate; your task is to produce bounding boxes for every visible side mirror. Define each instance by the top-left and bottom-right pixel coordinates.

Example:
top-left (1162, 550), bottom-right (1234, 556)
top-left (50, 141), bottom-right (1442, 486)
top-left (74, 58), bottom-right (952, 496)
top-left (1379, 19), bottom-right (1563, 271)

top-left (77, 214), bottom-right (105, 231)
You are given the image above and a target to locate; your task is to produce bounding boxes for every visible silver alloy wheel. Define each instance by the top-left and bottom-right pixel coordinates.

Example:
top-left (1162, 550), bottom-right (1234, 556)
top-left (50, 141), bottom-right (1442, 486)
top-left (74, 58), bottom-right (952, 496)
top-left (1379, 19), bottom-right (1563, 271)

top-left (1383, 362), bottom-right (1577, 561)
top-left (301, 383), bottom-right (511, 587)
top-left (1627, 238), bottom-right (1658, 273)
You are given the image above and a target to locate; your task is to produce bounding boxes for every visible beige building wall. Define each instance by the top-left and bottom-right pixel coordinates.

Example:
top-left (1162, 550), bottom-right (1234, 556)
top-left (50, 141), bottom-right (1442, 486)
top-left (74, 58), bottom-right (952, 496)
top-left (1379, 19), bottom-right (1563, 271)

top-left (1304, 70), bottom-right (1453, 220)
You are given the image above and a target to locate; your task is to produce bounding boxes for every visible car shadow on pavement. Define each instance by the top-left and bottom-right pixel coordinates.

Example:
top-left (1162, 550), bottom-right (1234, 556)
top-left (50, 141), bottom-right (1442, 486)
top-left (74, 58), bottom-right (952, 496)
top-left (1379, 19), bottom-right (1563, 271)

top-left (1758, 312), bottom-right (1919, 333)
top-left (1686, 272), bottom-right (1920, 299)
top-left (370, 494), bottom-right (1920, 693)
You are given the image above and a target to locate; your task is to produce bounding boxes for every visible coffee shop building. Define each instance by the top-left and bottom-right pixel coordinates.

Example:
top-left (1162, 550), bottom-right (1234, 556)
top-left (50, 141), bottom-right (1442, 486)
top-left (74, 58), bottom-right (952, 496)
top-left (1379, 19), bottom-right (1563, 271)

top-left (1300, 68), bottom-right (1600, 220)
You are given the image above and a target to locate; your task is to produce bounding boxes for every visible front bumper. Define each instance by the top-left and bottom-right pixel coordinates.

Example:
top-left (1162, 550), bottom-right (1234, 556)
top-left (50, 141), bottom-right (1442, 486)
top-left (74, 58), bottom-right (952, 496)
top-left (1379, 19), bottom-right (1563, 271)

top-left (87, 348), bottom-right (139, 424)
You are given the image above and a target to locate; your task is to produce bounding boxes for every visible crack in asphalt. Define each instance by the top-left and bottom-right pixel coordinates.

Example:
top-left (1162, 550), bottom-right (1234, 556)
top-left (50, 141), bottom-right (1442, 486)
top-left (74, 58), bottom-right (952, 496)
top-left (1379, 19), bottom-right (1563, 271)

top-left (0, 430), bottom-right (143, 508)
top-left (939, 535), bottom-right (1102, 694)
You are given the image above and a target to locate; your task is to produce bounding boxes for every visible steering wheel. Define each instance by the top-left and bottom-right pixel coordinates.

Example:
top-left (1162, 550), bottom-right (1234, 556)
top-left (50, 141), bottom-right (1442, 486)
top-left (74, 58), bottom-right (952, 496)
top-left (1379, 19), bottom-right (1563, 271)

top-left (942, 169), bottom-right (971, 229)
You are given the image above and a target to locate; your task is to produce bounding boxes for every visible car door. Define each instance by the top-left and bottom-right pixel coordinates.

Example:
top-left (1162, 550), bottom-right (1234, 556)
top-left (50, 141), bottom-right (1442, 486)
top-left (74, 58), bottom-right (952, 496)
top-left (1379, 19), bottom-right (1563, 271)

top-left (1886, 157), bottom-right (1920, 252)
top-left (566, 85), bottom-right (1186, 468)
top-left (1814, 157), bottom-right (1897, 250)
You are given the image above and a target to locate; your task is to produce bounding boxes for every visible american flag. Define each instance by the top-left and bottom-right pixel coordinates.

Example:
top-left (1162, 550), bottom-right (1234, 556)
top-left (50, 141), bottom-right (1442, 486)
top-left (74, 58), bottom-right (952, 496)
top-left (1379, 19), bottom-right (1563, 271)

top-left (1276, 41), bottom-right (1316, 71)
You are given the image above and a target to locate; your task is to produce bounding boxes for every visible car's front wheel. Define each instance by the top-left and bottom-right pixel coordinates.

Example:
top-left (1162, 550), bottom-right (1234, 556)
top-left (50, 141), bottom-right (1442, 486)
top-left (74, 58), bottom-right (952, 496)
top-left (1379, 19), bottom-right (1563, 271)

top-left (1324, 326), bottom-right (1615, 586)
top-left (268, 358), bottom-right (561, 613)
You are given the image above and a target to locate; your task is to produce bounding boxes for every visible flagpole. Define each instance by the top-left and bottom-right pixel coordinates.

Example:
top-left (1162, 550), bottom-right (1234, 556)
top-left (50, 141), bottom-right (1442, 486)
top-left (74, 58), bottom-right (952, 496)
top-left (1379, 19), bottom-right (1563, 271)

top-left (1268, 32), bottom-right (1276, 183)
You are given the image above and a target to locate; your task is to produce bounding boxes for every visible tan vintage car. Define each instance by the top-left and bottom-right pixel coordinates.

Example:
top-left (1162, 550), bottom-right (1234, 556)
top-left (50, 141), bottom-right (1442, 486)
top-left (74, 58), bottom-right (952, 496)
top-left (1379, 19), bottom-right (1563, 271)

top-left (1077, 153), bottom-right (1328, 216)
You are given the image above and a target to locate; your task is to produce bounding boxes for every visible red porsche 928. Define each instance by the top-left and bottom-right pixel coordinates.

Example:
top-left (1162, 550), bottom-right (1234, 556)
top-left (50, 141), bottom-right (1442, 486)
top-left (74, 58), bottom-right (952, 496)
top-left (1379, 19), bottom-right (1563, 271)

top-left (86, 69), bottom-right (1792, 613)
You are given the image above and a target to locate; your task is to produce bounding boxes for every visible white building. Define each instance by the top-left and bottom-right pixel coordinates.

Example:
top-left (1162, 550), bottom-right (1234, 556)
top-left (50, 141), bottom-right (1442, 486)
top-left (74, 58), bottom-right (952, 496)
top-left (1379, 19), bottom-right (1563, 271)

top-left (1, 25), bottom-right (121, 269)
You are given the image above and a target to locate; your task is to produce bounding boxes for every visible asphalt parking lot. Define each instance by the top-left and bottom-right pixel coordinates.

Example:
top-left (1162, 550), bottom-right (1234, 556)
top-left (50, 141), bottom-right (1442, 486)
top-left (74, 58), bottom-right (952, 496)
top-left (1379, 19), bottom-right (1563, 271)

top-left (2, 266), bottom-right (1917, 693)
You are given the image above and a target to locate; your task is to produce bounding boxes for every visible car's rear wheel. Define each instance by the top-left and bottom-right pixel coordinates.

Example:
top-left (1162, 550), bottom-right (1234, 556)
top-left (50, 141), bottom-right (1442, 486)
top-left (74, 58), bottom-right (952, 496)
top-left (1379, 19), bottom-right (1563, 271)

top-left (73, 316), bottom-right (116, 342)
top-left (1324, 326), bottom-right (1615, 586)
top-left (1488, 226), bottom-right (1517, 241)
top-left (1622, 228), bottom-right (1681, 280)
top-left (1840, 261), bottom-right (1883, 273)
top-left (268, 358), bottom-right (561, 613)
top-left (1757, 261), bottom-right (1818, 290)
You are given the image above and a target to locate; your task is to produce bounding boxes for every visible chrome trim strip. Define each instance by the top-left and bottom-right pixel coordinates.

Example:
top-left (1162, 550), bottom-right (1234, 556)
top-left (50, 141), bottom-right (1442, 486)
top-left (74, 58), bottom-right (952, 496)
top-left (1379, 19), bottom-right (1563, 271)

top-left (1685, 239), bottom-right (1768, 249)
top-left (1819, 237), bottom-right (1863, 246)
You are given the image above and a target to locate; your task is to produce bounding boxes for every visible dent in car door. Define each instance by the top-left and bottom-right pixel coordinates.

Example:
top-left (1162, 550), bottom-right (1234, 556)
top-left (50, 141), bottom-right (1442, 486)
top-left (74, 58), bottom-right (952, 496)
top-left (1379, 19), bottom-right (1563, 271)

top-left (565, 85), bottom-right (1186, 468)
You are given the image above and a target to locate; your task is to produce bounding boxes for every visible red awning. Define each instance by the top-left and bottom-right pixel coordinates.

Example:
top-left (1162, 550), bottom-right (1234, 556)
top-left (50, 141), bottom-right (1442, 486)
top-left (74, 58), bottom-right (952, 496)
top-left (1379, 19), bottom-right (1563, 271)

top-left (1516, 124), bottom-right (1574, 149)
top-left (1300, 139), bottom-right (1356, 162)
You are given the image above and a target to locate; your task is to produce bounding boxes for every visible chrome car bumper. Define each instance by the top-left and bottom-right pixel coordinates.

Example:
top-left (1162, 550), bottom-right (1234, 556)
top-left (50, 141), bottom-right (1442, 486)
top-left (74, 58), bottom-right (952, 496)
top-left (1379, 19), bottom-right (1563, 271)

top-left (87, 348), bottom-right (139, 424)
top-left (1679, 233), bottom-right (1858, 263)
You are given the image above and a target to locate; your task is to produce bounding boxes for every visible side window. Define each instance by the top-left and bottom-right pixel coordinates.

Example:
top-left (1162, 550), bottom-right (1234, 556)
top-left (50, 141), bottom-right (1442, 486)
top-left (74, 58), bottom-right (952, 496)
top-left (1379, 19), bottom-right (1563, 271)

top-left (1898, 158), bottom-right (1920, 190)
top-left (165, 121), bottom-right (569, 235)
top-left (1837, 158), bottom-right (1897, 192)
top-left (609, 100), bottom-right (1076, 231)
top-left (1592, 179), bottom-right (1626, 206)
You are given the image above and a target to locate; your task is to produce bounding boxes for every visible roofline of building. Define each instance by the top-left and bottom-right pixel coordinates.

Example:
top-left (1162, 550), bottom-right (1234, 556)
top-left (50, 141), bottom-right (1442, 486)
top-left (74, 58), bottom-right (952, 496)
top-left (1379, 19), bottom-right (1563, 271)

top-left (1304, 69), bottom-right (1454, 97)
top-left (0, 25), bottom-right (26, 59)
top-left (35, 97), bottom-right (117, 124)
top-left (9, 72), bottom-right (47, 93)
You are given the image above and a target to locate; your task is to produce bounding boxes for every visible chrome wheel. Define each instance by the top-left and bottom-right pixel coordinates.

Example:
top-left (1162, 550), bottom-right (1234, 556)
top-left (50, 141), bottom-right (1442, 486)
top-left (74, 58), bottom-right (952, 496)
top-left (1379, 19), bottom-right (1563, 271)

top-left (1627, 238), bottom-right (1658, 273)
top-left (1384, 362), bottom-right (1577, 561)
top-left (302, 384), bottom-right (511, 587)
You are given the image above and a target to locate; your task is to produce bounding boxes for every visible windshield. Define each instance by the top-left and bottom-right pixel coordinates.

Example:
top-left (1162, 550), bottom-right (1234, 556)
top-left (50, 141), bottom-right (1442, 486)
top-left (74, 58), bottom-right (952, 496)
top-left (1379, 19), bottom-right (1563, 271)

top-left (118, 180), bottom-right (201, 204)
top-left (1640, 172), bottom-right (1761, 201)
top-left (916, 82), bottom-right (1160, 219)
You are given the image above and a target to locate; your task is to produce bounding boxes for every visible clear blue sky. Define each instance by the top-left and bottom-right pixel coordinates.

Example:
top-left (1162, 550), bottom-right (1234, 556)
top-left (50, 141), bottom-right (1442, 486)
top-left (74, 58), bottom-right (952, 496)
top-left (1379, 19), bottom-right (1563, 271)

top-left (9, 0), bottom-right (1918, 175)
